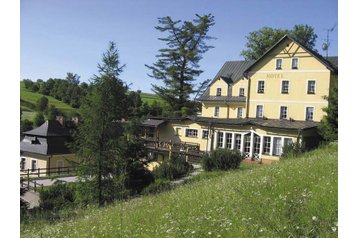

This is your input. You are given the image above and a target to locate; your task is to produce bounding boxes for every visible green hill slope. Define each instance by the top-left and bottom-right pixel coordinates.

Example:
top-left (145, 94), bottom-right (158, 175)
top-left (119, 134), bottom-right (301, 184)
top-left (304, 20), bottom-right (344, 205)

top-left (22, 144), bottom-right (338, 237)
top-left (20, 82), bottom-right (79, 121)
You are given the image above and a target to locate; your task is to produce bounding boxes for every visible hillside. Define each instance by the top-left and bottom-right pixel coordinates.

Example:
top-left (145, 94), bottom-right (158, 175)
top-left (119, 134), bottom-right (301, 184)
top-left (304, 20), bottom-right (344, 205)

top-left (20, 81), bottom-right (79, 121)
top-left (21, 144), bottom-right (338, 237)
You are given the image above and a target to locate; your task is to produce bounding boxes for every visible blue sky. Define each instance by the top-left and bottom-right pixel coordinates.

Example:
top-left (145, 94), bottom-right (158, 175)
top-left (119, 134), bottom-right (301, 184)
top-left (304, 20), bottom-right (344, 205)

top-left (21, 0), bottom-right (338, 93)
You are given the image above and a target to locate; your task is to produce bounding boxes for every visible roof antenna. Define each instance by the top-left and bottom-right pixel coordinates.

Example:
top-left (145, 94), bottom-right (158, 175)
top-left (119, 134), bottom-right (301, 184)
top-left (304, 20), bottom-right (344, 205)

top-left (322, 23), bottom-right (337, 58)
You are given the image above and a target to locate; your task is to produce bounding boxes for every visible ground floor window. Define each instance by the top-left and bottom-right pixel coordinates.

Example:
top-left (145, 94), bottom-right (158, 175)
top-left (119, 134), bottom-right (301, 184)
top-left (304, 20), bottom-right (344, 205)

top-left (31, 160), bottom-right (37, 172)
top-left (284, 138), bottom-right (293, 146)
top-left (244, 134), bottom-right (251, 154)
top-left (202, 129), bottom-right (209, 139)
top-left (217, 132), bottom-right (224, 148)
top-left (253, 135), bottom-right (261, 154)
top-left (234, 134), bottom-right (241, 150)
top-left (226, 133), bottom-right (232, 149)
top-left (273, 137), bottom-right (282, 156)
top-left (263, 137), bottom-right (271, 154)
top-left (186, 129), bottom-right (198, 138)
top-left (20, 158), bottom-right (26, 170)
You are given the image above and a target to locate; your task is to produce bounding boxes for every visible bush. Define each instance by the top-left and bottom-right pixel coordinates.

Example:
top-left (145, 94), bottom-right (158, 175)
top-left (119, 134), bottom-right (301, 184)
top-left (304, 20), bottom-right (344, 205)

top-left (202, 149), bottom-right (244, 171)
top-left (34, 112), bottom-right (45, 127)
top-left (37, 96), bottom-right (49, 112)
top-left (141, 179), bottom-right (172, 195)
top-left (153, 155), bottom-right (193, 180)
top-left (280, 141), bottom-right (306, 159)
top-left (39, 181), bottom-right (76, 211)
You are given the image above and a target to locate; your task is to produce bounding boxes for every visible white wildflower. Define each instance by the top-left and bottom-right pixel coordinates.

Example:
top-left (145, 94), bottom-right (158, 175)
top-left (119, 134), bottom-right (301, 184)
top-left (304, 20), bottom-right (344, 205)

top-left (312, 216), bottom-right (318, 221)
top-left (331, 226), bottom-right (337, 232)
top-left (208, 231), bottom-right (212, 235)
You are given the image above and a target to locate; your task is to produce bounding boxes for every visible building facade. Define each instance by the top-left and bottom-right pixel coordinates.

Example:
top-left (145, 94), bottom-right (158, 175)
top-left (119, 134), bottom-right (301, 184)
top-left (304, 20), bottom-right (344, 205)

top-left (143, 35), bottom-right (338, 163)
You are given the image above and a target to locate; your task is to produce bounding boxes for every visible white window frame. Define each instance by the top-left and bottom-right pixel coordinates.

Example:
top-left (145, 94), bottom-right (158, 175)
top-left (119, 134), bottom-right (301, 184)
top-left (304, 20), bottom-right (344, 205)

top-left (217, 132), bottom-right (224, 148)
top-left (185, 128), bottom-right (198, 138)
top-left (214, 106), bottom-right (220, 117)
top-left (272, 137), bottom-right (283, 156)
top-left (276, 58), bottom-right (283, 70)
top-left (225, 133), bottom-right (233, 149)
top-left (279, 105), bottom-right (288, 119)
top-left (239, 87), bottom-right (245, 97)
top-left (202, 129), bottom-right (209, 139)
top-left (307, 80), bottom-right (316, 94)
top-left (281, 80), bottom-right (290, 94)
top-left (237, 107), bottom-right (243, 118)
top-left (291, 57), bottom-right (299, 69)
top-left (256, 105), bottom-right (264, 118)
top-left (305, 106), bottom-right (315, 121)
top-left (216, 88), bottom-right (222, 96)
top-left (263, 136), bottom-right (271, 154)
top-left (257, 80), bottom-right (265, 94)
top-left (234, 133), bottom-right (241, 150)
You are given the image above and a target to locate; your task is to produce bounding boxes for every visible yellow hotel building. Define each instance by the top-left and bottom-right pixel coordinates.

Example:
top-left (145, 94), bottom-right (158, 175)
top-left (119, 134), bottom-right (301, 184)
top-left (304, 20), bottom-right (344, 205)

top-left (143, 35), bottom-right (338, 163)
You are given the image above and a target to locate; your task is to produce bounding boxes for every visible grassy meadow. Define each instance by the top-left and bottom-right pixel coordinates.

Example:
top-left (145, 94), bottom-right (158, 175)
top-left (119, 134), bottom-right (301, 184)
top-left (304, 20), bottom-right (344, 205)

top-left (21, 143), bottom-right (338, 237)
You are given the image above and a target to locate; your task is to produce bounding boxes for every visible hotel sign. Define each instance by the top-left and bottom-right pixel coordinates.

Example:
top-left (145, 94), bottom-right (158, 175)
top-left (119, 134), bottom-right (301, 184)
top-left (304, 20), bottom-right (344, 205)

top-left (266, 73), bottom-right (283, 79)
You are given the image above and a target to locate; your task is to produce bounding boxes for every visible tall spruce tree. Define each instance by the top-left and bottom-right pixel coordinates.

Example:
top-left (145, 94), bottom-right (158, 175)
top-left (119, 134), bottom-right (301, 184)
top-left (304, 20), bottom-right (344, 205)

top-left (241, 24), bottom-right (318, 60)
top-left (75, 42), bottom-right (129, 206)
top-left (146, 14), bottom-right (215, 116)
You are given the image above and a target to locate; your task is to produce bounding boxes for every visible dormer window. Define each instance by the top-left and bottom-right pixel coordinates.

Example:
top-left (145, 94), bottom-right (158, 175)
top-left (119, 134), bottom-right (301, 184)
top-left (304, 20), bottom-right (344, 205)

top-left (216, 88), bottom-right (222, 96)
top-left (276, 59), bottom-right (282, 70)
top-left (292, 58), bottom-right (299, 69)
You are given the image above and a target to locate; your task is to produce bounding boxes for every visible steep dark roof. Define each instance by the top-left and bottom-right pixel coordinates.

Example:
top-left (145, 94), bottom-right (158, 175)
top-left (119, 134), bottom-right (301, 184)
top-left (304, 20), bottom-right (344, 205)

top-left (244, 34), bottom-right (338, 74)
top-left (326, 56), bottom-right (338, 68)
top-left (212, 60), bottom-right (255, 84)
top-left (23, 120), bottom-right (70, 137)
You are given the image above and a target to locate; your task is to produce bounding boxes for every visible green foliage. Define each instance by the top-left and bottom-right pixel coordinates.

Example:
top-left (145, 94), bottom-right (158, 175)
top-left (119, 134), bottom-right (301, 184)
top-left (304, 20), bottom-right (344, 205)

top-left (20, 119), bottom-right (33, 134)
top-left (241, 25), bottom-right (318, 60)
top-left (141, 179), bottom-right (172, 195)
top-left (33, 112), bottom-right (45, 127)
top-left (153, 155), bottom-right (193, 180)
top-left (146, 14), bottom-right (215, 116)
top-left (21, 144), bottom-right (338, 237)
top-left (202, 149), bottom-right (244, 171)
top-left (318, 83), bottom-right (338, 142)
top-left (36, 96), bottom-right (49, 112)
top-left (281, 141), bottom-right (306, 159)
top-left (47, 105), bottom-right (62, 120)
top-left (39, 182), bottom-right (76, 211)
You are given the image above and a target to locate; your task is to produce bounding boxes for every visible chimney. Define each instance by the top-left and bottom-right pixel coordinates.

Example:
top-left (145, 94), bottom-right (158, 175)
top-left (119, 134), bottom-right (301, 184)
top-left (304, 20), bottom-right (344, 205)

top-left (56, 116), bottom-right (64, 126)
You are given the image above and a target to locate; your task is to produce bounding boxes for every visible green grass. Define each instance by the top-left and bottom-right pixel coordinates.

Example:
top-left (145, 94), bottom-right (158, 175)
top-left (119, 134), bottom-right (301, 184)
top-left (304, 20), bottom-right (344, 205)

top-left (21, 144), bottom-right (338, 237)
top-left (140, 92), bottom-right (164, 105)
top-left (20, 81), bottom-right (79, 121)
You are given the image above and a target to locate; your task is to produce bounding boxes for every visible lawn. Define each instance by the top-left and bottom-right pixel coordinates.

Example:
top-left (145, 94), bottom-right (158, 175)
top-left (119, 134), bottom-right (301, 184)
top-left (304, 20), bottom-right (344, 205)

top-left (21, 143), bottom-right (338, 237)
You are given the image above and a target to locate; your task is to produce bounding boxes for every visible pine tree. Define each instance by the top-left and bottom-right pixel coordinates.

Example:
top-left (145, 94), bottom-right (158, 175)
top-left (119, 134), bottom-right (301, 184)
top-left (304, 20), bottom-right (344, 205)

top-left (75, 42), bottom-right (129, 206)
top-left (146, 14), bottom-right (215, 116)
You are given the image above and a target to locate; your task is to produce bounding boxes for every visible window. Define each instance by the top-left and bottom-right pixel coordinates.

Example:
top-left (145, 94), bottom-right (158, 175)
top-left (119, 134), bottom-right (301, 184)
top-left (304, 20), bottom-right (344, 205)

top-left (292, 58), bottom-right (298, 69)
top-left (281, 80), bottom-right (289, 94)
top-left (226, 133), bottom-right (233, 149)
top-left (253, 135), bottom-right (261, 154)
top-left (307, 80), bottom-right (316, 94)
top-left (306, 107), bottom-right (314, 121)
top-left (280, 106), bottom-right (288, 119)
top-left (239, 88), bottom-right (245, 97)
top-left (202, 130), bottom-right (209, 139)
top-left (217, 132), bottom-right (224, 148)
top-left (31, 160), bottom-right (37, 172)
top-left (263, 137), bottom-right (271, 154)
top-left (214, 106), bottom-right (220, 117)
top-left (257, 81), bottom-right (265, 93)
top-left (216, 88), bottom-right (222, 96)
top-left (284, 138), bottom-right (293, 146)
top-left (273, 137), bottom-right (282, 156)
top-left (234, 134), bottom-right (241, 150)
top-left (237, 107), bottom-right (243, 118)
top-left (256, 105), bottom-right (263, 118)
top-left (20, 158), bottom-right (26, 170)
top-left (185, 129), bottom-right (198, 138)
top-left (244, 134), bottom-right (251, 154)
top-left (276, 59), bottom-right (282, 70)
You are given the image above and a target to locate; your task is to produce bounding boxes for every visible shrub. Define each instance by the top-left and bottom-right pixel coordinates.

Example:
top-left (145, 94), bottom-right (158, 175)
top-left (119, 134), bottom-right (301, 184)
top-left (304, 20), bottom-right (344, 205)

top-left (39, 181), bottom-right (76, 211)
top-left (34, 112), bottom-right (45, 127)
top-left (36, 96), bottom-right (49, 112)
top-left (141, 179), bottom-right (172, 195)
top-left (280, 141), bottom-right (306, 159)
top-left (153, 155), bottom-right (193, 180)
top-left (202, 149), bottom-right (244, 171)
